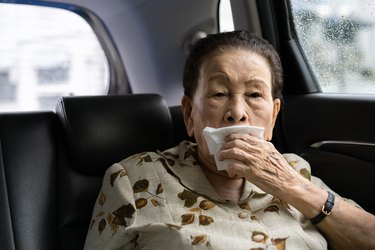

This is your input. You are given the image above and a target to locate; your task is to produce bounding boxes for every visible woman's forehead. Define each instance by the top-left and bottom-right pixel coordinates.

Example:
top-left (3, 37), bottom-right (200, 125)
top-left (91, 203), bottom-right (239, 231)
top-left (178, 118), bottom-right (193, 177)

top-left (201, 50), bottom-right (272, 78)
top-left (194, 49), bottom-right (273, 93)
top-left (202, 49), bottom-right (270, 69)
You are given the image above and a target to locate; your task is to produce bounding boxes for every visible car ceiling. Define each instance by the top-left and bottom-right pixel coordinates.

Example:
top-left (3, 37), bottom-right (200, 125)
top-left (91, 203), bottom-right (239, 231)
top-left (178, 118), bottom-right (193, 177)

top-left (48, 0), bottom-right (222, 105)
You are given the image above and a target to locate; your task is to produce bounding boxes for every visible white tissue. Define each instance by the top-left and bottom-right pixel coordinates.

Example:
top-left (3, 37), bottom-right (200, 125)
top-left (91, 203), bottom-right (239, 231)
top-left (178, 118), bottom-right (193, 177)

top-left (202, 125), bottom-right (265, 171)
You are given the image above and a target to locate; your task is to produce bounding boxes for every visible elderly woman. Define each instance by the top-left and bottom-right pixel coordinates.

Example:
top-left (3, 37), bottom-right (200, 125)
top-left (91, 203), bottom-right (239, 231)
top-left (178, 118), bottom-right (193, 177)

top-left (84, 31), bottom-right (375, 249)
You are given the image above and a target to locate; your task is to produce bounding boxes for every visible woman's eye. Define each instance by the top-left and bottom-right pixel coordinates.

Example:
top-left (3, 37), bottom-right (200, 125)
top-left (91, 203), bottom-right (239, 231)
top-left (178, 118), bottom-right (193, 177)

top-left (213, 92), bottom-right (226, 97)
top-left (247, 92), bottom-right (262, 98)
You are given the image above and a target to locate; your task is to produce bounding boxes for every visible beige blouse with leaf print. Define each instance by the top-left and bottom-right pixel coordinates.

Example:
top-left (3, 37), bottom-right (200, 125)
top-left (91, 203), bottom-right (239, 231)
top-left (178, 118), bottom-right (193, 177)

top-left (84, 141), bottom-right (334, 250)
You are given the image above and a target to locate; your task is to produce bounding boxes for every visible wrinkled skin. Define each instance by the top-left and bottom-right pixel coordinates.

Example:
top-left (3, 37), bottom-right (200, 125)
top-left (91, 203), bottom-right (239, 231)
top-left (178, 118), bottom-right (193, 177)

top-left (182, 48), bottom-right (295, 198)
top-left (182, 48), bottom-right (375, 249)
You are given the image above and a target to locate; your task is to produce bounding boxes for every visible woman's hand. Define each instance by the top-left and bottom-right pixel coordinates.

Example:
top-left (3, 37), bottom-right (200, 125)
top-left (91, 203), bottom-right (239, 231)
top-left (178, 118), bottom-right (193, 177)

top-left (219, 133), bottom-right (309, 201)
top-left (220, 133), bottom-right (375, 249)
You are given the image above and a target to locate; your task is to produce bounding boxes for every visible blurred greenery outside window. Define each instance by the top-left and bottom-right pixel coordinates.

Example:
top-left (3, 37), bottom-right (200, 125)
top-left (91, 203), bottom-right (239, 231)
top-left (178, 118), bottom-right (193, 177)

top-left (289, 0), bottom-right (375, 94)
top-left (0, 3), bottom-right (109, 111)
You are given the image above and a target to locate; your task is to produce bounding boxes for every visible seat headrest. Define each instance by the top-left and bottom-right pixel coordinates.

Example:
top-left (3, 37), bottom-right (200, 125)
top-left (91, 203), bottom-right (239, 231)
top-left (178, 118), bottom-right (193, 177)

top-left (56, 94), bottom-right (173, 175)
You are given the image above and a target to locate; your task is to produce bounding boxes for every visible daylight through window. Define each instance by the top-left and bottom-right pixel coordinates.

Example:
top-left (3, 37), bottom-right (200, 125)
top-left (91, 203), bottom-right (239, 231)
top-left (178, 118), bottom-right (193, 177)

top-left (0, 3), bottom-right (109, 111)
top-left (289, 0), bottom-right (375, 94)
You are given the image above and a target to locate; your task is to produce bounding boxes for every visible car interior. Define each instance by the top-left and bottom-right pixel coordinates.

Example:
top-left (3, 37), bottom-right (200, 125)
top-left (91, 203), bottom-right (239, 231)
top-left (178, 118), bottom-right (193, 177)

top-left (0, 0), bottom-right (374, 249)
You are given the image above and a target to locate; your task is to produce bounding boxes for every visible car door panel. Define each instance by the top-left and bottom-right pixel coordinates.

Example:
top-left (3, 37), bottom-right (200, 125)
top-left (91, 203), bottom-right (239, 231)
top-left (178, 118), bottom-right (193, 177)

top-left (301, 148), bottom-right (375, 213)
top-left (282, 93), bottom-right (375, 213)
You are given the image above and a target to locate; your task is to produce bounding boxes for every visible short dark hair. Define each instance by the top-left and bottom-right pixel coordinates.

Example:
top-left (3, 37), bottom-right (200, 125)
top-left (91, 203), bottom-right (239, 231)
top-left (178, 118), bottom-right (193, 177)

top-left (183, 30), bottom-right (283, 99)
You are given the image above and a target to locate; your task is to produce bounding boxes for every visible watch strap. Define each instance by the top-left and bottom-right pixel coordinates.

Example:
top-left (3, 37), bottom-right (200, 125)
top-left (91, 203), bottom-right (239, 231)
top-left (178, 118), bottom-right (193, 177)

top-left (311, 191), bottom-right (335, 225)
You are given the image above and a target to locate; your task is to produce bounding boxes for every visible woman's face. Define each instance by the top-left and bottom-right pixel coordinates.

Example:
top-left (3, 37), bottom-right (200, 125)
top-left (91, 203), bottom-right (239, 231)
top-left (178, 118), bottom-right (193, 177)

top-left (182, 49), bottom-right (280, 167)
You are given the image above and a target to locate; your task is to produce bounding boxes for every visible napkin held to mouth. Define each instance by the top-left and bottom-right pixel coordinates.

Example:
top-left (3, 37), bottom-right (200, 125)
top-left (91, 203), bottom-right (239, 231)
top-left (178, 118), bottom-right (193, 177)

top-left (202, 125), bottom-right (265, 171)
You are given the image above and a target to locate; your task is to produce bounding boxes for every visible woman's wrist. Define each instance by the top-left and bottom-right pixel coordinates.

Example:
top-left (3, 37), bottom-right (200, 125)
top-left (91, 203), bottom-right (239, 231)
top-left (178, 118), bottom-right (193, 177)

top-left (310, 191), bottom-right (335, 224)
top-left (279, 177), bottom-right (328, 219)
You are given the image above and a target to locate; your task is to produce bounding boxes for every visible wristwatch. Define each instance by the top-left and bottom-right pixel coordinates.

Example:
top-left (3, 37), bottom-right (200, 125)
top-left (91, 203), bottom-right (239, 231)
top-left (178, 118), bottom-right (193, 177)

top-left (311, 191), bottom-right (335, 225)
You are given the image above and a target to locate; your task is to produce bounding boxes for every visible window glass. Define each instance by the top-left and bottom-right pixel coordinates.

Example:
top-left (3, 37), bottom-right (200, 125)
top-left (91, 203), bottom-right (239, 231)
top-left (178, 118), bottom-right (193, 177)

top-left (289, 0), bottom-right (375, 94)
top-left (219, 0), bottom-right (235, 32)
top-left (0, 3), bottom-right (109, 111)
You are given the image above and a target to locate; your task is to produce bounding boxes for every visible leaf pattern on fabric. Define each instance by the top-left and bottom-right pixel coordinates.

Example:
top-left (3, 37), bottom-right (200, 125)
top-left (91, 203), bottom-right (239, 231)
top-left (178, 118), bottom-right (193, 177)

top-left (135, 198), bottom-right (148, 209)
top-left (150, 199), bottom-right (161, 207)
top-left (250, 215), bottom-right (259, 221)
top-left (91, 192), bottom-right (109, 233)
top-left (179, 199), bottom-right (216, 226)
top-left (133, 180), bottom-right (164, 210)
top-left (144, 154), bottom-right (153, 162)
top-left (288, 160), bottom-right (298, 167)
top-left (88, 144), bottom-right (316, 247)
top-left (133, 179), bottom-right (149, 193)
top-left (191, 234), bottom-right (208, 245)
top-left (199, 215), bottom-right (214, 226)
top-left (181, 213), bottom-right (195, 225)
top-left (189, 207), bottom-right (201, 213)
top-left (183, 149), bottom-right (195, 160)
top-left (110, 169), bottom-right (127, 186)
top-left (98, 218), bottom-right (106, 235)
top-left (264, 205), bottom-right (279, 214)
top-left (156, 149), bottom-right (179, 165)
top-left (96, 211), bottom-right (105, 217)
top-left (272, 237), bottom-right (288, 250)
top-left (136, 154), bottom-right (153, 166)
top-left (299, 168), bottom-right (311, 180)
top-left (238, 202), bottom-right (251, 210)
top-left (111, 203), bottom-right (136, 227)
top-left (107, 212), bottom-right (120, 235)
top-left (271, 196), bottom-right (291, 210)
top-left (156, 183), bottom-right (163, 195)
top-left (199, 200), bottom-right (216, 210)
top-left (178, 189), bottom-right (199, 207)
top-left (99, 192), bottom-right (107, 206)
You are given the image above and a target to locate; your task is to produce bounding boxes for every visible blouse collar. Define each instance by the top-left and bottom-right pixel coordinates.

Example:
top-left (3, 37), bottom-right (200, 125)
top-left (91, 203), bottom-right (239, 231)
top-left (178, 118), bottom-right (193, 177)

top-left (160, 141), bottom-right (267, 203)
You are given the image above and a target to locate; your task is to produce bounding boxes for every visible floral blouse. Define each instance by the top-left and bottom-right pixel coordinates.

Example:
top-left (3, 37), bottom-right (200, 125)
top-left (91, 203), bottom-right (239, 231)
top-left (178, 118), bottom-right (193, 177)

top-left (84, 141), bottom-right (332, 250)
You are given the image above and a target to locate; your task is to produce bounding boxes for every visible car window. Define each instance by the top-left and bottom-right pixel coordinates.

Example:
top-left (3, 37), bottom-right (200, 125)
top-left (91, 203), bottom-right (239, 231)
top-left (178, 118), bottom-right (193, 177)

top-left (219, 0), bottom-right (234, 32)
top-left (289, 0), bottom-right (375, 94)
top-left (0, 3), bottom-right (109, 112)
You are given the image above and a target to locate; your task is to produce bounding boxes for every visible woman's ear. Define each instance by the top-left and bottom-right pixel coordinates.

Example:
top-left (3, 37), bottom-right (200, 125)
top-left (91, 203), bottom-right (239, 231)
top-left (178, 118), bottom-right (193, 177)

top-left (181, 95), bottom-right (194, 137)
top-left (272, 98), bottom-right (281, 126)
top-left (265, 98), bottom-right (281, 141)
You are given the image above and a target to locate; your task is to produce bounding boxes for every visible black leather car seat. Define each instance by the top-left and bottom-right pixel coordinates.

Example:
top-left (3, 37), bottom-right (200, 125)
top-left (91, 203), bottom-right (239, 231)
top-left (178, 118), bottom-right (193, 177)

top-left (56, 94), bottom-right (176, 250)
top-left (1, 93), bottom-right (374, 250)
top-left (0, 112), bottom-right (58, 250)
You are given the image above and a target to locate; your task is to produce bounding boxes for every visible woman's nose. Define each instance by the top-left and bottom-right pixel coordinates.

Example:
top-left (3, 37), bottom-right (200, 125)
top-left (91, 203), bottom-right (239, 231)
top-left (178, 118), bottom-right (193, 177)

top-left (224, 97), bottom-right (248, 123)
